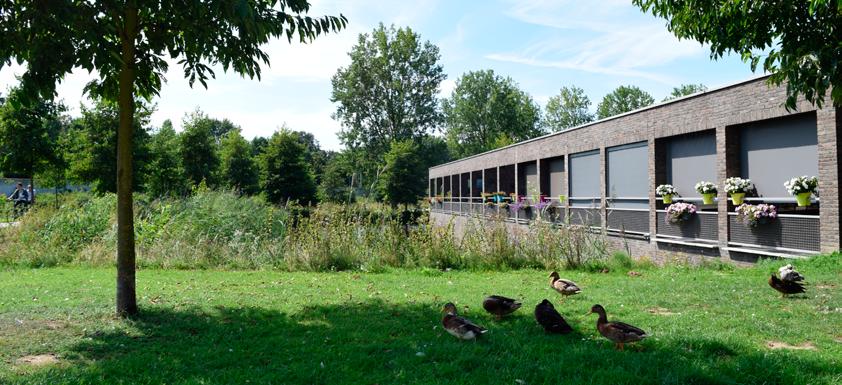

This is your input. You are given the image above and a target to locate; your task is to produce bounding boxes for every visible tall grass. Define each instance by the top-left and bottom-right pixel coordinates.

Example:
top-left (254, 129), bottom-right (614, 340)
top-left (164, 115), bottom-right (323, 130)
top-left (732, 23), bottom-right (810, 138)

top-left (0, 191), bottom-right (617, 271)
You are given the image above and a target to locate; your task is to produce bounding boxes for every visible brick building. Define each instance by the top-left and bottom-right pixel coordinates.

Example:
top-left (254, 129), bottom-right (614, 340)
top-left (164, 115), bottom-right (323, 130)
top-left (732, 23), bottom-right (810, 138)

top-left (428, 76), bottom-right (840, 262)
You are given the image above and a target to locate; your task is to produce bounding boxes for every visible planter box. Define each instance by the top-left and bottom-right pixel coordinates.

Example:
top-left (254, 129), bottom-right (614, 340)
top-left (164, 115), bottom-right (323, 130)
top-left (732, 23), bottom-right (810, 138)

top-left (728, 215), bottom-right (820, 251)
top-left (656, 212), bottom-right (718, 241)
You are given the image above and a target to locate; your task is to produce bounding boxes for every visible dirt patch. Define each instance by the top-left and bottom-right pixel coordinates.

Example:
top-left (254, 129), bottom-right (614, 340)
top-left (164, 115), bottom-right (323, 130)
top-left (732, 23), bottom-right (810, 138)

top-left (816, 284), bottom-right (836, 290)
top-left (834, 336), bottom-right (842, 344)
top-left (627, 271), bottom-right (642, 277)
top-left (647, 307), bottom-right (678, 316)
top-left (766, 341), bottom-right (817, 351)
top-left (16, 354), bottom-right (59, 366)
top-left (44, 321), bottom-right (66, 330)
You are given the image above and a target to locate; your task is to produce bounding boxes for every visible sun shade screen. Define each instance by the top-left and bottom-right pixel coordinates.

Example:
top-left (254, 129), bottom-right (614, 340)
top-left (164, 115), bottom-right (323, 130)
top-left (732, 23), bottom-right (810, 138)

top-left (522, 163), bottom-right (538, 196)
top-left (547, 158), bottom-right (564, 197)
top-left (740, 113), bottom-right (818, 198)
top-left (569, 150), bottom-right (601, 206)
top-left (666, 132), bottom-right (716, 197)
top-left (607, 142), bottom-right (648, 209)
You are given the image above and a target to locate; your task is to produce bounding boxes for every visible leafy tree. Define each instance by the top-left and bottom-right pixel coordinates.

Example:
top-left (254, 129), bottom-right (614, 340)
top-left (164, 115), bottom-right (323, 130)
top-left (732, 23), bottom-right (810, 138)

top-left (250, 136), bottom-right (269, 158)
top-left (209, 118), bottom-right (238, 145)
top-left (0, 0), bottom-right (346, 315)
top-left (146, 120), bottom-right (188, 197)
top-left (260, 130), bottom-right (317, 205)
top-left (331, 24), bottom-right (445, 178)
top-left (596, 85), bottom-right (655, 119)
top-left (290, 130), bottom-right (333, 185)
top-left (663, 83), bottom-right (707, 102)
top-left (179, 110), bottom-right (220, 187)
top-left (418, 135), bottom-right (451, 172)
top-left (65, 100), bottom-right (152, 194)
top-left (443, 70), bottom-right (543, 158)
top-left (319, 151), bottom-right (357, 203)
top-left (543, 86), bottom-right (594, 132)
top-left (379, 140), bottom-right (426, 207)
top-left (0, 87), bottom-right (65, 183)
top-left (634, 0), bottom-right (841, 108)
top-left (219, 129), bottom-right (259, 195)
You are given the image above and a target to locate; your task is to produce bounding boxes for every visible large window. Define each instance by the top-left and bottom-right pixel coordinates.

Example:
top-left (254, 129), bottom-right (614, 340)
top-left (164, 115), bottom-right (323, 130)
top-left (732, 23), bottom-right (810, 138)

top-left (739, 113), bottom-right (817, 198)
top-left (607, 141), bottom-right (648, 209)
top-left (666, 132), bottom-right (716, 198)
top-left (569, 150), bottom-right (601, 207)
top-left (519, 162), bottom-right (539, 197)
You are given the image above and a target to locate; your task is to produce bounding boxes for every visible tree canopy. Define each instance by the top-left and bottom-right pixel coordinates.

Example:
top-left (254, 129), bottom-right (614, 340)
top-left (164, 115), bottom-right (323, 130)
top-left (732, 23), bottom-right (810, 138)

top-left (219, 129), bottom-right (259, 195)
top-left (634, 0), bottom-right (841, 108)
top-left (0, 87), bottom-right (65, 181)
top-left (261, 130), bottom-right (317, 205)
top-left (663, 83), bottom-right (708, 102)
top-left (596, 85), bottom-right (655, 119)
top-left (543, 86), bottom-right (594, 132)
top-left (146, 120), bottom-right (188, 197)
top-left (180, 110), bottom-right (221, 187)
top-left (443, 70), bottom-right (543, 158)
top-left (379, 140), bottom-right (427, 207)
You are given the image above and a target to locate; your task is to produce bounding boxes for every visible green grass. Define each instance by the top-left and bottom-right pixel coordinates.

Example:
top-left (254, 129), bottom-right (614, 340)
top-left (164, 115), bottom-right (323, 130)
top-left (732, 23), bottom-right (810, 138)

top-left (1, 256), bottom-right (841, 384)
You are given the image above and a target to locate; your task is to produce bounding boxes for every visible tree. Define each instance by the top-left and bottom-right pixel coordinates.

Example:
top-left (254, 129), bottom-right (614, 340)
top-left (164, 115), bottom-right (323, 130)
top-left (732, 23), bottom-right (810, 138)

top-left (543, 86), bottom-right (594, 132)
top-left (379, 140), bottom-right (426, 207)
top-left (250, 136), bottom-right (269, 158)
top-left (0, 1), bottom-right (346, 316)
top-left (291, 130), bottom-right (332, 185)
top-left (209, 118), bottom-right (238, 145)
top-left (663, 84), bottom-right (707, 102)
top-left (319, 151), bottom-right (357, 203)
top-left (443, 70), bottom-right (543, 158)
top-left (634, 0), bottom-right (841, 108)
top-left (331, 24), bottom-right (445, 180)
top-left (260, 130), bottom-right (317, 205)
top-left (219, 129), bottom-right (259, 195)
top-left (180, 110), bottom-right (220, 187)
top-left (146, 120), bottom-right (188, 197)
top-left (65, 99), bottom-right (152, 194)
top-left (596, 85), bottom-right (655, 119)
top-left (0, 87), bottom-right (65, 183)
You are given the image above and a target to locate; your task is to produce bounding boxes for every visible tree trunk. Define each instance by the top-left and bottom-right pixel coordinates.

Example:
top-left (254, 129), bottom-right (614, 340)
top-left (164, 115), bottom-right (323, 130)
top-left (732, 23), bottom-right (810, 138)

top-left (116, 4), bottom-right (139, 317)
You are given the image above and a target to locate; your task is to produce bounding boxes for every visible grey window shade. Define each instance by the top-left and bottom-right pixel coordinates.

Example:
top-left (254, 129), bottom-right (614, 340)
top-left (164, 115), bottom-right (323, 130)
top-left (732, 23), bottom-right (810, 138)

top-left (569, 150), bottom-right (601, 206)
top-left (548, 158), bottom-right (565, 198)
top-left (522, 163), bottom-right (538, 196)
top-left (740, 113), bottom-right (817, 198)
top-left (666, 132), bottom-right (716, 197)
top-left (607, 141), bottom-right (648, 209)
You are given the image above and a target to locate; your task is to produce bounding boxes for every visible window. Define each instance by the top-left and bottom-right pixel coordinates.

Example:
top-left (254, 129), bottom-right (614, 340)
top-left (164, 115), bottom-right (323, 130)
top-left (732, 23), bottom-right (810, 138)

top-left (569, 150), bottom-right (601, 207)
top-left (607, 141), bottom-right (648, 209)
top-left (666, 132), bottom-right (716, 198)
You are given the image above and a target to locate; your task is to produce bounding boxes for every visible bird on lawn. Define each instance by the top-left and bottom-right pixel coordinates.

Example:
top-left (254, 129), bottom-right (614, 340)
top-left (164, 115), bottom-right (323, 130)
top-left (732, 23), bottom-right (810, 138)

top-left (587, 304), bottom-right (648, 351)
top-left (769, 273), bottom-right (806, 297)
top-left (778, 264), bottom-right (805, 282)
top-left (482, 295), bottom-right (522, 319)
top-left (441, 303), bottom-right (488, 341)
top-left (534, 299), bottom-right (573, 334)
top-left (549, 271), bottom-right (581, 299)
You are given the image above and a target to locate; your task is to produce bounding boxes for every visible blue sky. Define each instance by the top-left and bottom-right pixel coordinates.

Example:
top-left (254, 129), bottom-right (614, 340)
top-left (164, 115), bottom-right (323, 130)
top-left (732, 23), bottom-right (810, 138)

top-left (0, 0), bottom-right (759, 151)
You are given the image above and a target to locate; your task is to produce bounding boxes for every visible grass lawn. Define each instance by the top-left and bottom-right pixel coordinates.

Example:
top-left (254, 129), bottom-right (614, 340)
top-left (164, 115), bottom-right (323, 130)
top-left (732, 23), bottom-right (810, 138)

top-left (1, 258), bottom-right (841, 384)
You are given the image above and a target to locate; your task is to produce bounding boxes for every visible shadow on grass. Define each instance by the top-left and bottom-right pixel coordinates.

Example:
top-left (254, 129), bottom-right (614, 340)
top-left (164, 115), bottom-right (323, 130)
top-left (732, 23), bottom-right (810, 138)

top-left (12, 300), bottom-right (838, 385)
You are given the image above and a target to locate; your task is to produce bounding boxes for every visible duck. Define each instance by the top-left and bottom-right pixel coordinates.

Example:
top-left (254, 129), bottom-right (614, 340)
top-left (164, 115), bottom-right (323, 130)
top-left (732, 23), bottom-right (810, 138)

top-left (778, 264), bottom-right (805, 282)
top-left (534, 299), bottom-right (573, 334)
top-left (769, 273), bottom-right (806, 297)
top-left (441, 303), bottom-right (487, 340)
top-left (482, 295), bottom-right (522, 319)
top-left (549, 271), bottom-right (581, 298)
top-left (587, 304), bottom-right (648, 351)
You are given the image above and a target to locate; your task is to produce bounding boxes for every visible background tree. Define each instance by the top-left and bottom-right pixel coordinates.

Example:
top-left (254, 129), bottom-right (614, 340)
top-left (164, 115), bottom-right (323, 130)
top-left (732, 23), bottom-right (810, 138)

top-left (179, 110), bottom-right (221, 187)
top-left (292, 130), bottom-right (333, 185)
top-left (0, 1), bottom-right (346, 316)
top-left (250, 136), bottom-right (269, 158)
top-left (331, 24), bottom-right (445, 189)
top-left (208, 118), bottom-right (238, 145)
top-left (146, 120), bottom-right (188, 197)
top-left (379, 140), bottom-right (426, 207)
top-left (543, 85), bottom-right (594, 132)
top-left (0, 87), bottom-right (65, 185)
top-left (596, 85), bottom-right (655, 119)
top-left (443, 70), bottom-right (543, 158)
top-left (634, 0), bottom-right (841, 108)
top-left (65, 100), bottom-right (152, 194)
top-left (663, 83), bottom-right (707, 102)
top-left (319, 151), bottom-right (357, 203)
top-left (260, 130), bottom-right (317, 205)
top-left (219, 129), bottom-right (259, 195)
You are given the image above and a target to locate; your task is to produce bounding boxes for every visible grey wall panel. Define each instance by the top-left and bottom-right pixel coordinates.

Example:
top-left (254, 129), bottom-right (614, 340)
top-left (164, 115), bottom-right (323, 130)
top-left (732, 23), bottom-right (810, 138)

top-left (666, 132), bottom-right (716, 197)
top-left (523, 163), bottom-right (538, 196)
top-left (548, 158), bottom-right (565, 198)
top-left (569, 150), bottom-right (601, 204)
top-left (739, 113), bottom-right (818, 198)
top-left (607, 141), bottom-right (648, 201)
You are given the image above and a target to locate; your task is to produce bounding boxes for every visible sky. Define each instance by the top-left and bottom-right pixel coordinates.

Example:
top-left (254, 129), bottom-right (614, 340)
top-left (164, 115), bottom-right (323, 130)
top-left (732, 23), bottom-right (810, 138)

top-left (0, 0), bottom-right (759, 151)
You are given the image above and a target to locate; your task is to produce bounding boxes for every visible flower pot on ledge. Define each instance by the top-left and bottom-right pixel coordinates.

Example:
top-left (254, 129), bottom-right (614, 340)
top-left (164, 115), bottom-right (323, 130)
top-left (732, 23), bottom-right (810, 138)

top-left (795, 192), bottom-right (812, 207)
top-left (730, 192), bottom-right (745, 205)
top-left (701, 193), bottom-right (716, 205)
top-left (662, 194), bottom-right (673, 204)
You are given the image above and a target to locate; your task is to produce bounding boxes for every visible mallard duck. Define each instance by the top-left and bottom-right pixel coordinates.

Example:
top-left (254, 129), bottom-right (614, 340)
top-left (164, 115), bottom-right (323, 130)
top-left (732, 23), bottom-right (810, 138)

top-left (769, 273), bottom-right (806, 297)
top-left (534, 299), bottom-right (573, 334)
top-left (587, 304), bottom-right (648, 350)
top-left (441, 303), bottom-right (487, 340)
top-left (778, 264), bottom-right (805, 282)
top-left (549, 271), bottom-right (581, 298)
top-left (482, 295), bottom-right (522, 319)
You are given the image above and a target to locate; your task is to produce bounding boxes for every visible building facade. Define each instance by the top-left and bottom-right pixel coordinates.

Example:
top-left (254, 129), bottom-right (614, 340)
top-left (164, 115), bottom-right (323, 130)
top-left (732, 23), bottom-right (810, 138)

top-left (428, 76), bottom-right (840, 263)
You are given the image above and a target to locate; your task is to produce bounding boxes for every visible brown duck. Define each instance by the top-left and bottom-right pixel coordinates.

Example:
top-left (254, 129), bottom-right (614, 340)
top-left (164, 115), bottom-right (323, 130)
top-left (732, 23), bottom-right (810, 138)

top-left (441, 303), bottom-right (487, 340)
top-left (549, 271), bottom-right (581, 298)
top-left (534, 299), bottom-right (573, 334)
top-left (587, 304), bottom-right (648, 350)
top-left (482, 295), bottom-right (522, 319)
top-left (769, 274), bottom-right (806, 297)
